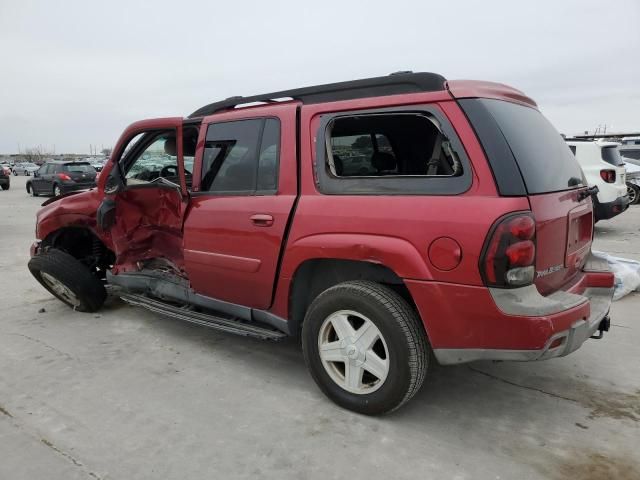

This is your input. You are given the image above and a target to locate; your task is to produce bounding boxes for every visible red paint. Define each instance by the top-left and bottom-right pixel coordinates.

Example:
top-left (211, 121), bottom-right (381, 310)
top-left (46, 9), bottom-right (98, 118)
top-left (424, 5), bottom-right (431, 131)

top-left (404, 279), bottom-right (590, 350)
top-left (182, 103), bottom-right (298, 309)
top-left (428, 237), bottom-right (462, 271)
top-left (32, 78), bottom-right (611, 355)
top-left (528, 190), bottom-right (593, 295)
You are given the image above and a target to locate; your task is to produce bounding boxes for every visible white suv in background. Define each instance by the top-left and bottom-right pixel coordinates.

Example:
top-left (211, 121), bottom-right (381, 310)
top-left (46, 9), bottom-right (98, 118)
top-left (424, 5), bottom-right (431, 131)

top-left (566, 139), bottom-right (629, 221)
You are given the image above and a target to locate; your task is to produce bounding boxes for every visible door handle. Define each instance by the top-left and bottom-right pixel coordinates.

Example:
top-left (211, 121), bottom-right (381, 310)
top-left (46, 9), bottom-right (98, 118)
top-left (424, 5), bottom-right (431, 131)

top-left (250, 214), bottom-right (274, 227)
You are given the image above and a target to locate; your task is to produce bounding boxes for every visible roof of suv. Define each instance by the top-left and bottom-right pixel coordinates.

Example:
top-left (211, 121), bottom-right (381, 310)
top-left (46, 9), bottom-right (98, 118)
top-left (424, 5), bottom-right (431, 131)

top-left (189, 71), bottom-right (537, 118)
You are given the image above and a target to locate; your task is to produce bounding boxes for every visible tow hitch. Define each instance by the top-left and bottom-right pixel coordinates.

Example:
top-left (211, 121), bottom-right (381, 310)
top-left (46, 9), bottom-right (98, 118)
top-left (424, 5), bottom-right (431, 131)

top-left (590, 316), bottom-right (611, 340)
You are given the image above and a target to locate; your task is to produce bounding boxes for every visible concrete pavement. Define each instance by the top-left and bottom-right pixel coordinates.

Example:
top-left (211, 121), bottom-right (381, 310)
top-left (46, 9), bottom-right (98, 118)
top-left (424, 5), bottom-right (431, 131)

top-left (1, 175), bottom-right (638, 479)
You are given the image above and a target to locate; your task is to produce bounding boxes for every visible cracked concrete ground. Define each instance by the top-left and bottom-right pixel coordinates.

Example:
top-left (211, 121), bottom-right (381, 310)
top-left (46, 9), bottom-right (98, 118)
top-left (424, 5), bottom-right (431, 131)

top-left (1, 176), bottom-right (639, 480)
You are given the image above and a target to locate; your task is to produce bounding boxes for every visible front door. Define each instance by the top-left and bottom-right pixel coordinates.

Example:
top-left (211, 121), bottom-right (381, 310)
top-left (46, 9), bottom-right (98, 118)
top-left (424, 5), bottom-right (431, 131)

top-left (98, 118), bottom-right (189, 271)
top-left (183, 104), bottom-right (297, 309)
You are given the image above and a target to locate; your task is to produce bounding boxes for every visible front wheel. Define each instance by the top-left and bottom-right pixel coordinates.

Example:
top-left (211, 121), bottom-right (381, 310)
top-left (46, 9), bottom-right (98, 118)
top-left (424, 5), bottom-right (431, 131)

top-left (627, 183), bottom-right (639, 205)
top-left (28, 249), bottom-right (107, 312)
top-left (302, 280), bottom-right (429, 415)
top-left (53, 184), bottom-right (62, 197)
top-left (26, 183), bottom-right (38, 196)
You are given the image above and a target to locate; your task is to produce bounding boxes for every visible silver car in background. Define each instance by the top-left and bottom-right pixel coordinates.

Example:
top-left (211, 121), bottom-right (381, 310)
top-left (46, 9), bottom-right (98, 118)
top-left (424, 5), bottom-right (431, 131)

top-left (12, 162), bottom-right (40, 176)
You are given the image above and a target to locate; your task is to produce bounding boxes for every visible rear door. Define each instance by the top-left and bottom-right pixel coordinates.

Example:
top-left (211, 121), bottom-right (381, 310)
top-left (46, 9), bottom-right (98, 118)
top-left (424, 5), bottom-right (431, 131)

top-left (98, 118), bottom-right (188, 270)
top-left (182, 103), bottom-right (297, 309)
top-left (460, 99), bottom-right (592, 294)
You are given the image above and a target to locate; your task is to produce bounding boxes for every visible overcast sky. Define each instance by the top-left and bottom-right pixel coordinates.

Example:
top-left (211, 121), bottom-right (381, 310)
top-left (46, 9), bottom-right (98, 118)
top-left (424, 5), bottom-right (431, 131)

top-left (0, 0), bottom-right (638, 154)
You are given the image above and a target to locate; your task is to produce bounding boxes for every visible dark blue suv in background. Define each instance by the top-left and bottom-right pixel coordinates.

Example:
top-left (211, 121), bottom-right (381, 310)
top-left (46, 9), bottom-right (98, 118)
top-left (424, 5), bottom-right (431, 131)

top-left (26, 161), bottom-right (97, 197)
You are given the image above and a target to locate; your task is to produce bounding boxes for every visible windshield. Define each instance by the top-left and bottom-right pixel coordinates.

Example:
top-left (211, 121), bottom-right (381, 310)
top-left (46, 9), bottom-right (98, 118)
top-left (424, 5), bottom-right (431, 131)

top-left (601, 146), bottom-right (624, 166)
top-left (470, 99), bottom-right (585, 194)
top-left (63, 163), bottom-right (95, 173)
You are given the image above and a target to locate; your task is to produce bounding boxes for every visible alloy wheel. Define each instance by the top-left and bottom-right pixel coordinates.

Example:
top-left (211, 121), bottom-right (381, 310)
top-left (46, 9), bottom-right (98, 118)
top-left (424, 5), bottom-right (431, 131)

top-left (40, 272), bottom-right (81, 307)
top-left (318, 310), bottom-right (390, 394)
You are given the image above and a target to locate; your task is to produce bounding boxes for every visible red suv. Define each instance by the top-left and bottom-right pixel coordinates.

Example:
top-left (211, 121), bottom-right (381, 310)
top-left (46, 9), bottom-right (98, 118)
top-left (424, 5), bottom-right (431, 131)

top-left (28, 72), bottom-right (614, 414)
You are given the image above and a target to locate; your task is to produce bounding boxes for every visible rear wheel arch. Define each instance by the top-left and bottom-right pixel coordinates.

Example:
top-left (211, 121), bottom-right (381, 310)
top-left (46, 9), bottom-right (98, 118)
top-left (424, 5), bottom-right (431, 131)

top-left (288, 258), bottom-right (422, 337)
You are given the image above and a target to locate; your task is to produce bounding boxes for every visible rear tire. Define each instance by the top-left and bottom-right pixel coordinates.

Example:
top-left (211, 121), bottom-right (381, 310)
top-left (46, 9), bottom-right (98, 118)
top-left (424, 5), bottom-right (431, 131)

top-left (1, 183), bottom-right (8, 191)
top-left (302, 280), bottom-right (429, 415)
top-left (28, 249), bottom-right (107, 312)
top-left (627, 183), bottom-right (639, 205)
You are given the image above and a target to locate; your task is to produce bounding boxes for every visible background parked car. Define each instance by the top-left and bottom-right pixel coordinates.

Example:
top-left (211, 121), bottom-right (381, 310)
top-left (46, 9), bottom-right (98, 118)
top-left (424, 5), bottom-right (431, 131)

top-left (565, 139), bottom-right (629, 221)
top-left (12, 162), bottom-right (40, 176)
top-left (624, 160), bottom-right (640, 205)
top-left (0, 164), bottom-right (11, 190)
top-left (26, 161), bottom-right (97, 197)
top-left (619, 136), bottom-right (640, 161)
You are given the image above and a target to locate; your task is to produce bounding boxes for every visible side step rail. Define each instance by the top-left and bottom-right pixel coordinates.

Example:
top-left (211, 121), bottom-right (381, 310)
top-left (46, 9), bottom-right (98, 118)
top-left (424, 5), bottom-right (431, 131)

top-left (120, 293), bottom-right (287, 341)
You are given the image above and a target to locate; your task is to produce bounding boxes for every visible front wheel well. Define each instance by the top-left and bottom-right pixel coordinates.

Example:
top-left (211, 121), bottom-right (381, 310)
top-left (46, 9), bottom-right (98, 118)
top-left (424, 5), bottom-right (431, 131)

top-left (42, 227), bottom-right (114, 274)
top-left (289, 259), bottom-right (417, 336)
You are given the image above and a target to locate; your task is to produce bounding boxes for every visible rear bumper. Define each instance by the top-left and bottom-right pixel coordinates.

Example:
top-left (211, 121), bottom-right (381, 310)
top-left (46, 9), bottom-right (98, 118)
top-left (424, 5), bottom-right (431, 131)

top-left (406, 253), bottom-right (614, 365)
top-left (59, 182), bottom-right (96, 194)
top-left (594, 195), bottom-right (629, 221)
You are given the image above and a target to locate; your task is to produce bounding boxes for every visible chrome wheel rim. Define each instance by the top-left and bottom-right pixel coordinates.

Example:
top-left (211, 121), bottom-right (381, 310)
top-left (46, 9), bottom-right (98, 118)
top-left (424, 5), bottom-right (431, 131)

top-left (318, 310), bottom-right (389, 395)
top-left (54, 186), bottom-right (61, 196)
top-left (628, 185), bottom-right (637, 204)
top-left (40, 272), bottom-right (80, 307)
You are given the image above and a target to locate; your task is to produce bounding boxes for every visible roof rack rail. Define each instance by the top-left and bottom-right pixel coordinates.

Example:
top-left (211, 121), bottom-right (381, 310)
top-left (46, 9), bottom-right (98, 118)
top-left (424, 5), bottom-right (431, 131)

top-left (189, 71), bottom-right (447, 118)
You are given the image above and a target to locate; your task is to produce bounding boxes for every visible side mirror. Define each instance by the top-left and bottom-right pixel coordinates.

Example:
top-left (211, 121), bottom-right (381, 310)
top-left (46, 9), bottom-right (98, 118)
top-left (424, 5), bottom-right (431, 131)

top-left (104, 168), bottom-right (124, 194)
top-left (33, 171), bottom-right (39, 178)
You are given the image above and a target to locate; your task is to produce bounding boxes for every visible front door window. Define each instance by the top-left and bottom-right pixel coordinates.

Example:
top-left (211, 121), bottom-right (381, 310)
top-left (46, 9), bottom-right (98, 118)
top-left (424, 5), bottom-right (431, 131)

top-left (125, 132), bottom-right (181, 186)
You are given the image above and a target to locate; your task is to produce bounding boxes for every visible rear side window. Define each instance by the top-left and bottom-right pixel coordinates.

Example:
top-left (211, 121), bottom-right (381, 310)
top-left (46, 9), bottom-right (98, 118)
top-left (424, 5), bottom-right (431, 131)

top-left (601, 146), bottom-right (624, 166)
top-left (201, 118), bottom-right (280, 194)
top-left (316, 106), bottom-right (472, 195)
top-left (461, 99), bottom-right (584, 194)
top-left (328, 114), bottom-right (462, 178)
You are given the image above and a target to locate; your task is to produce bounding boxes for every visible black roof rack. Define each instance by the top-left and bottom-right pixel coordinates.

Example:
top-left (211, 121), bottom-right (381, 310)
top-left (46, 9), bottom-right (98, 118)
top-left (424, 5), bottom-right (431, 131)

top-left (189, 71), bottom-right (446, 118)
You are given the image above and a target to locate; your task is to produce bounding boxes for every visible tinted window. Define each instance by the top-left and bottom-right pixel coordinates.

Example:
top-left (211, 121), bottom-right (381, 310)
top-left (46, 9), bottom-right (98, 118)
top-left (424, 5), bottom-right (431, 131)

top-left (601, 147), bottom-right (624, 166)
top-left (475, 99), bottom-right (584, 194)
top-left (63, 163), bottom-right (95, 173)
top-left (568, 145), bottom-right (576, 155)
top-left (201, 118), bottom-right (279, 193)
top-left (257, 119), bottom-right (280, 191)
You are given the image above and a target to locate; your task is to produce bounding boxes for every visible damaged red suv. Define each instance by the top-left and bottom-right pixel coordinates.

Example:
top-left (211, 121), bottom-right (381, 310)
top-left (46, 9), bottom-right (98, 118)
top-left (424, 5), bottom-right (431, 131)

top-left (29, 72), bottom-right (614, 414)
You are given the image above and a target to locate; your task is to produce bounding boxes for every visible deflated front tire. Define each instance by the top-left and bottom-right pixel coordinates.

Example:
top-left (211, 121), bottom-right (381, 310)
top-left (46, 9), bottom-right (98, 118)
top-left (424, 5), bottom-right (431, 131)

top-left (28, 249), bottom-right (107, 312)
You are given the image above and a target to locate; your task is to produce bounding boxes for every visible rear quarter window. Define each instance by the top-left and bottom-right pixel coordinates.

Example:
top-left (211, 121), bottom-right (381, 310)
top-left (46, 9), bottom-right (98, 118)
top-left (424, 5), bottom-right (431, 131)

top-left (601, 146), bottom-right (624, 166)
top-left (461, 99), bottom-right (585, 194)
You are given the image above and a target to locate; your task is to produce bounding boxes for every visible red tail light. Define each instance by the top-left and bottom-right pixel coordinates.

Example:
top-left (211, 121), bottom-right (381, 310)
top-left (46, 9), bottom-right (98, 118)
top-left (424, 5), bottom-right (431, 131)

top-left (57, 173), bottom-right (71, 181)
top-left (480, 212), bottom-right (536, 287)
top-left (600, 170), bottom-right (616, 183)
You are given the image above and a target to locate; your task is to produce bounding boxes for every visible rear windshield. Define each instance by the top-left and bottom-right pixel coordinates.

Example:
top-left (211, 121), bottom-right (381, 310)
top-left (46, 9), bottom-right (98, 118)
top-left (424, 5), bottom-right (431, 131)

top-left (469, 99), bottom-right (585, 194)
top-left (601, 146), bottom-right (624, 166)
top-left (63, 163), bottom-right (95, 173)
